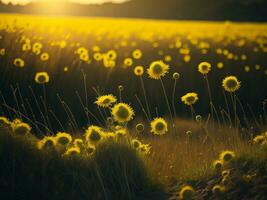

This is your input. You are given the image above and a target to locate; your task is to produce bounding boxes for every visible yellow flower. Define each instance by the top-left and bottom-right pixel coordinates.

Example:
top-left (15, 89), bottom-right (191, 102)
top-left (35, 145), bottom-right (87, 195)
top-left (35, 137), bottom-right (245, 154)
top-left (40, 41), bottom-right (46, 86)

top-left (93, 52), bottom-right (103, 61)
top-left (179, 185), bottom-right (195, 200)
top-left (198, 62), bottom-right (211, 75)
top-left (115, 128), bottom-right (127, 138)
top-left (135, 123), bottom-right (144, 133)
top-left (14, 58), bottom-right (25, 68)
top-left (85, 125), bottom-right (104, 145)
top-left (219, 150), bottom-right (235, 162)
top-left (55, 132), bottom-right (72, 145)
top-left (253, 135), bottom-right (266, 145)
top-left (37, 136), bottom-right (56, 150)
top-left (106, 50), bottom-right (117, 60)
top-left (132, 49), bottom-right (142, 59)
top-left (22, 43), bottom-right (31, 51)
top-left (147, 60), bottom-right (169, 79)
top-left (181, 93), bottom-right (199, 106)
top-left (0, 116), bottom-right (11, 128)
top-left (73, 138), bottom-right (84, 148)
top-left (0, 48), bottom-right (5, 56)
top-left (172, 72), bottom-right (180, 80)
top-left (131, 138), bottom-right (141, 148)
top-left (40, 53), bottom-right (49, 61)
top-left (222, 76), bottom-right (241, 93)
top-left (64, 147), bottom-right (80, 156)
top-left (124, 58), bottom-right (133, 67)
top-left (134, 66), bottom-right (144, 76)
top-left (35, 72), bottom-right (50, 84)
top-left (12, 122), bottom-right (31, 135)
top-left (212, 185), bottom-right (225, 195)
top-left (150, 117), bottom-right (168, 135)
top-left (95, 94), bottom-right (117, 108)
top-left (213, 160), bottom-right (223, 171)
top-left (111, 103), bottom-right (134, 123)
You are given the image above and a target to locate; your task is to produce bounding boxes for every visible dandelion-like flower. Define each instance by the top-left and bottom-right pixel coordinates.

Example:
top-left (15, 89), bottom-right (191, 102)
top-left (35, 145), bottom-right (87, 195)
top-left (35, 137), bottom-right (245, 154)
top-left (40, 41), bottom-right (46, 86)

top-left (135, 123), bottom-right (144, 133)
top-left (212, 185), bottom-right (225, 195)
top-left (132, 49), bottom-right (142, 59)
top-left (179, 185), bottom-right (195, 200)
top-left (56, 132), bottom-right (72, 145)
top-left (181, 93), bottom-right (199, 106)
top-left (64, 147), bottom-right (80, 156)
top-left (35, 72), bottom-right (50, 84)
top-left (95, 94), bottom-right (117, 108)
top-left (85, 125), bottom-right (104, 145)
top-left (131, 138), bottom-right (141, 148)
top-left (40, 53), bottom-right (49, 61)
top-left (12, 122), bottom-right (31, 135)
top-left (213, 160), bottom-right (223, 171)
top-left (37, 136), bottom-right (56, 150)
top-left (0, 116), bottom-right (11, 128)
top-left (198, 62), bottom-right (211, 75)
top-left (219, 150), bottom-right (235, 162)
top-left (111, 103), bottom-right (134, 123)
top-left (124, 58), bottom-right (133, 67)
top-left (172, 72), bottom-right (180, 80)
top-left (14, 58), bottom-right (25, 68)
top-left (134, 66), bottom-right (144, 76)
top-left (147, 60), bottom-right (169, 79)
top-left (222, 76), bottom-right (241, 93)
top-left (150, 117), bottom-right (168, 135)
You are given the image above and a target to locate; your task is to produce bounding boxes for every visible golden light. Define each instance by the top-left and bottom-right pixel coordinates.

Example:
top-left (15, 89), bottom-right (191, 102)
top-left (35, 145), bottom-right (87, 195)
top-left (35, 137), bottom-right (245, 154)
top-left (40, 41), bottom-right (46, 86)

top-left (0, 0), bottom-right (129, 5)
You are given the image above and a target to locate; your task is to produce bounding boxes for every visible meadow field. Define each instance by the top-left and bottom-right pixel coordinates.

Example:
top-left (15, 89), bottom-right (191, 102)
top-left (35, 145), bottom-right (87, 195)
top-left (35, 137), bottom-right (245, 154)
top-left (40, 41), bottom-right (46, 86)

top-left (0, 14), bottom-right (267, 200)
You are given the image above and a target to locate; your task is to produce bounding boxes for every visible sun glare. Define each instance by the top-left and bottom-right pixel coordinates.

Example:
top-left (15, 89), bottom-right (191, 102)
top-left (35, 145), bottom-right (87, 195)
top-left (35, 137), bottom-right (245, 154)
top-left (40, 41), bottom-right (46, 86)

top-left (0, 0), bottom-right (129, 5)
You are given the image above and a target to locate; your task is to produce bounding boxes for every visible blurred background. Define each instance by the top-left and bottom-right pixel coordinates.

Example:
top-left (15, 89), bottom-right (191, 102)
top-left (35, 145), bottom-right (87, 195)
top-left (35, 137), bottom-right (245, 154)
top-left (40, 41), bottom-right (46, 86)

top-left (0, 0), bottom-right (267, 21)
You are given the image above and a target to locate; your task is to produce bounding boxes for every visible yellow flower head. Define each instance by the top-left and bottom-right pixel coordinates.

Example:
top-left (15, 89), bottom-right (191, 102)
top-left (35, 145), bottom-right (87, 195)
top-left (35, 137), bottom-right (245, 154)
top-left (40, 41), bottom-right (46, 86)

top-left (0, 116), bottom-right (11, 128)
top-left (172, 72), bottom-right (180, 80)
top-left (95, 94), bottom-right (117, 108)
top-left (134, 66), bottom-right (144, 76)
top-left (111, 103), bottom-right (134, 123)
top-left (64, 147), bottom-right (80, 156)
top-left (0, 48), bottom-right (5, 56)
top-left (132, 49), bottom-right (142, 59)
top-left (14, 58), bottom-right (25, 68)
top-left (181, 93), bottom-right (199, 106)
top-left (115, 128), bottom-right (127, 138)
top-left (131, 138), bottom-right (142, 149)
top-left (179, 185), bottom-right (195, 200)
top-left (213, 160), bottom-right (223, 171)
top-left (106, 50), bottom-right (117, 60)
top-left (124, 58), bottom-right (133, 67)
top-left (219, 150), bottom-right (235, 162)
top-left (56, 132), bottom-right (72, 145)
top-left (73, 138), bottom-right (84, 148)
top-left (198, 62), bottom-right (211, 75)
top-left (37, 136), bottom-right (56, 150)
top-left (222, 76), bottom-right (241, 93)
top-left (85, 125), bottom-right (104, 145)
top-left (147, 60), bottom-right (169, 79)
top-left (12, 122), bottom-right (31, 135)
top-left (93, 52), bottom-right (103, 61)
top-left (35, 72), bottom-right (50, 84)
top-left (135, 123), bottom-right (145, 133)
top-left (212, 185), bottom-right (225, 195)
top-left (150, 117), bottom-right (168, 135)
top-left (253, 135), bottom-right (266, 145)
top-left (40, 53), bottom-right (49, 61)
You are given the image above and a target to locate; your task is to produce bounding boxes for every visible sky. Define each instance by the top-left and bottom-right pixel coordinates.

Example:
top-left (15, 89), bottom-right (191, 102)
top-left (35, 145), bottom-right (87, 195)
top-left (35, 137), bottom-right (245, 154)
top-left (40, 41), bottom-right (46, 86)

top-left (0, 0), bottom-right (129, 5)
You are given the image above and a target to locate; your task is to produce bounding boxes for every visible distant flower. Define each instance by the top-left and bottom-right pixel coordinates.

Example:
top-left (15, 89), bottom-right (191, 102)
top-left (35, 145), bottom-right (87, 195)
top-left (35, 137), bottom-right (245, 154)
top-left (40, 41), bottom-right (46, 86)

top-left (132, 49), bottom-right (142, 59)
top-left (95, 94), bottom-right (117, 108)
top-left (12, 122), bottom-right (31, 135)
top-left (40, 52), bottom-right (49, 61)
top-left (222, 76), bottom-right (241, 92)
top-left (64, 147), bottom-right (80, 156)
top-left (56, 132), bottom-right (72, 145)
top-left (179, 185), bottom-right (195, 200)
top-left (150, 117), bottom-right (168, 135)
top-left (147, 60), bottom-right (169, 79)
top-left (85, 125), bottom-right (104, 145)
top-left (198, 62), bottom-right (211, 75)
top-left (181, 92), bottom-right (199, 106)
top-left (111, 103), bottom-right (134, 123)
top-left (14, 58), bottom-right (25, 68)
top-left (219, 150), bottom-right (235, 162)
top-left (35, 72), bottom-right (50, 84)
top-left (134, 66), bottom-right (144, 76)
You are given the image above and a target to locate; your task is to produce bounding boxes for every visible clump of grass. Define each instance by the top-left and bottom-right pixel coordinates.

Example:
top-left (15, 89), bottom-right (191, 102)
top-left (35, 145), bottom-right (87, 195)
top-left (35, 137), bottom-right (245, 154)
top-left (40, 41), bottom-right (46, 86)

top-left (0, 127), bottom-right (166, 200)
